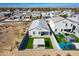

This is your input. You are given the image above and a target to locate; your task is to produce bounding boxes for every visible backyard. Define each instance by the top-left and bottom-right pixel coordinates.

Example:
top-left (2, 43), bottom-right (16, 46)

top-left (64, 33), bottom-right (79, 42)
top-left (26, 37), bottom-right (34, 49)
top-left (55, 33), bottom-right (79, 50)
top-left (55, 33), bottom-right (65, 43)
top-left (44, 37), bottom-right (53, 49)
top-left (26, 37), bottom-right (53, 49)
top-left (55, 33), bottom-right (79, 43)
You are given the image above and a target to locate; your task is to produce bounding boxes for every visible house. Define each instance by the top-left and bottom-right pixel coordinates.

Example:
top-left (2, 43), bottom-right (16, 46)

top-left (67, 14), bottom-right (79, 37)
top-left (28, 19), bottom-right (50, 37)
top-left (13, 14), bottom-right (23, 19)
top-left (0, 11), bottom-right (12, 17)
top-left (43, 14), bottom-right (51, 21)
top-left (41, 12), bottom-right (52, 22)
top-left (41, 12), bottom-right (46, 17)
top-left (54, 18), bottom-right (78, 34)
top-left (60, 10), bottom-right (74, 17)
top-left (19, 18), bottom-right (60, 50)
top-left (53, 16), bottom-right (72, 33)
top-left (28, 19), bottom-right (53, 49)
top-left (22, 14), bottom-right (32, 21)
top-left (0, 12), bottom-right (5, 17)
top-left (47, 11), bottom-right (61, 17)
top-left (47, 15), bottom-right (79, 37)
top-left (13, 9), bottom-right (22, 15)
top-left (32, 11), bottom-right (41, 20)
top-left (22, 10), bottom-right (32, 21)
top-left (42, 11), bottom-right (55, 19)
top-left (3, 13), bottom-right (23, 22)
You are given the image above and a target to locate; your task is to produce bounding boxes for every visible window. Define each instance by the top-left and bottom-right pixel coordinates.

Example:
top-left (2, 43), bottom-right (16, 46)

top-left (39, 32), bottom-right (40, 34)
top-left (61, 29), bottom-right (63, 32)
top-left (71, 24), bottom-right (73, 26)
top-left (41, 32), bottom-right (48, 35)
top-left (65, 23), bottom-right (67, 27)
top-left (38, 45), bottom-right (44, 47)
top-left (48, 13), bottom-right (50, 15)
top-left (73, 32), bottom-right (75, 34)
top-left (64, 29), bottom-right (71, 32)
top-left (74, 16), bottom-right (76, 17)
top-left (55, 29), bottom-right (57, 32)
top-left (52, 16), bottom-right (54, 18)
top-left (33, 31), bottom-right (35, 35)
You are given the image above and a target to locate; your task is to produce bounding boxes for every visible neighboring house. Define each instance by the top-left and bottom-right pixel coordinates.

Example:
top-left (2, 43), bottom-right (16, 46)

top-left (46, 15), bottom-right (65, 32)
top-left (0, 12), bottom-right (5, 17)
top-left (41, 12), bottom-right (46, 17)
top-left (43, 14), bottom-right (51, 21)
top-left (3, 13), bottom-right (23, 22)
top-left (47, 11), bottom-right (61, 17)
top-left (22, 10), bottom-right (32, 21)
top-left (13, 9), bottom-right (22, 15)
top-left (32, 11), bottom-right (41, 19)
top-left (67, 14), bottom-right (79, 37)
top-left (13, 14), bottom-right (23, 19)
top-left (42, 11), bottom-right (56, 19)
top-left (41, 12), bottom-right (52, 21)
top-left (53, 17), bottom-right (73, 34)
top-left (22, 14), bottom-right (32, 21)
top-left (45, 15), bottom-right (79, 37)
top-left (49, 16), bottom-right (79, 37)
top-left (28, 19), bottom-right (50, 37)
top-left (60, 10), bottom-right (74, 17)
top-left (0, 11), bottom-right (12, 17)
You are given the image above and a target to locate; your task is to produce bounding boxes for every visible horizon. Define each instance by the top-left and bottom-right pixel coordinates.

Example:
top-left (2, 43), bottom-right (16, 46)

top-left (0, 3), bottom-right (79, 8)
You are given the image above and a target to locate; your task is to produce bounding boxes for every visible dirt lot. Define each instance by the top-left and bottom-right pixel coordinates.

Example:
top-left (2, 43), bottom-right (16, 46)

top-left (0, 48), bottom-right (79, 56)
top-left (0, 22), bottom-right (31, 56)
top-left (11, 50), bottom-right (79, 56)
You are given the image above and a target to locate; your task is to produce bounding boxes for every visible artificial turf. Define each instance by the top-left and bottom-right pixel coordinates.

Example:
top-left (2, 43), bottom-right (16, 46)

top-left (26, 37), bottom-right (34, 49)
top-left (26, 37), bottom-right (53, 49)
top-left (44, 38), bottom-right (53, 49)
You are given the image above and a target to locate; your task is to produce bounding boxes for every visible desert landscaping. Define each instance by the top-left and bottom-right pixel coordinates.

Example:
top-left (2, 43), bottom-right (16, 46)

top-left (0, 21), bottom-right (31, 56)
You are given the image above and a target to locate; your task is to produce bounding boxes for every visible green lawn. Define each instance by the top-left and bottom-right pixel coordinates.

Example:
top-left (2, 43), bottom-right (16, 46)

top-left (32, 17), bottom-right (37, 20)
top-left (44, 38), bottom-right (53, 49)
top-left (26, 37), bottom-right (34, 49)
top-left (59, 14), bottom-right (68, 18)
top-left (65, 34), bottom-right (79, 42)
top-left (26, 37), bottom-right (53, 49)
top-left (55, 33), bottom-right (79, 43)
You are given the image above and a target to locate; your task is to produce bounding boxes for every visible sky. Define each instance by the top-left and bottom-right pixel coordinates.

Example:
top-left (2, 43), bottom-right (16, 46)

top-left (0, 3), bottom-right (79, 8)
